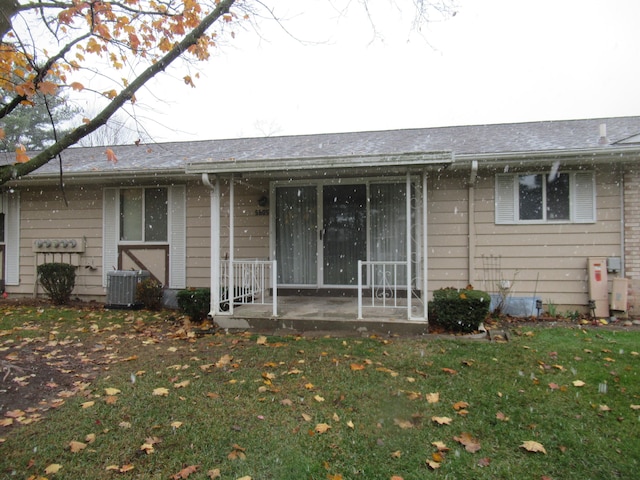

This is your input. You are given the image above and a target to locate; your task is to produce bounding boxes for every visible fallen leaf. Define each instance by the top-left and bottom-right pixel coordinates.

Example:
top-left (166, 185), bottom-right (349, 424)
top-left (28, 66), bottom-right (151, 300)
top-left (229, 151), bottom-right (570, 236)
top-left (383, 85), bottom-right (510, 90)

top-left (69, 440), bottom-right (87, 453)
top-left (496, 412), bottom-right (510, 422)
top-left (520, 440), bottom-right (546, 454)
top-left (350, 363), bottom-right (365, 371)
top-left (104, 387), bottom-right (121, 395)
top-left (171, 421), bottom-right (183, 429)
top-left (442, 368), bottom-right (457, 375)
top-left (315, 423), bottom-right (331, 433)
top-left (454, 432), bottom-right (481, 453)
top-left (431, 441), bottom-right (449, 451)
top-left (426, 459), bottom-right (441, 470)
top-left (207, 468), bottom-right (221, 479)
top-left (85, 433), bottom-right (96, 443)
top-left (174, 380), bottom-right (190, 388)
top-left (393, 418), bottom-right (413, 429)
top-left (171, 464), bottom-right (199, 479)
top-left (347, 420), bottom-right (355, 429)
top-left (477, 457), bottom-right (491, 467)
top-left (426, 392), bottom-right (440, 403)
top-left (572, 380), bottom-right (586, 387)
top-left (391, 450), bottom-right (402, 458)
top-left (120, 464), bottom-right (135, 473)
top-left (630, 405), bottom-right (640, 410)
top-left (314, 395), bottom-right (325, 402)
top-left (453, 401), bottom-right (469, 411)
top-left (153, 387), bottom-right (169, 396)
top-left (45, 464), bottom-right (62, 474)
top-left (81, 401), bottom-right (95, 409)
top-left (431, 416), bottom-right (452, 425)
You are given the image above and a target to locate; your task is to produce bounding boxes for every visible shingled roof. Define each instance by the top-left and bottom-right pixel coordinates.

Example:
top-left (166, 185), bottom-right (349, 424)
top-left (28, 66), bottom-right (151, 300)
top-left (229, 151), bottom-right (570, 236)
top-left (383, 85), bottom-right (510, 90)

top-left (12, 116), bottom-right (640, 178)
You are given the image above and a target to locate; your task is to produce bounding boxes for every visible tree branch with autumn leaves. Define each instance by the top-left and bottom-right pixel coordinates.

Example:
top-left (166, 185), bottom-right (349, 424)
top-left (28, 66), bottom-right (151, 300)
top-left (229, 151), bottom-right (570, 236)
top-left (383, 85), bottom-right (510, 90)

top-left (0, 0), bottom-right (241, 184)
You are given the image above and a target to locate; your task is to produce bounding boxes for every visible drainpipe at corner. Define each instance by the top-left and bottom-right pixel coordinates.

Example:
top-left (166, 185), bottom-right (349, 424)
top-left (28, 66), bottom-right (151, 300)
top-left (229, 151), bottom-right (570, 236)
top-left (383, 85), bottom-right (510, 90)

top-left (468, 160), bottom-right (478, 287)
top-left (202, 173), bottom-right (221, 318)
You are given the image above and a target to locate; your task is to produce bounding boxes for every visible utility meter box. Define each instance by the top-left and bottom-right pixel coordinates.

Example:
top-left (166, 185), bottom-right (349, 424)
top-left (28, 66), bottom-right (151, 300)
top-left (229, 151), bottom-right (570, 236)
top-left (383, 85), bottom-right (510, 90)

top-left (610, 278), bottom-right (628, 312)
top-left (588, 257), bottom-right (609, 318)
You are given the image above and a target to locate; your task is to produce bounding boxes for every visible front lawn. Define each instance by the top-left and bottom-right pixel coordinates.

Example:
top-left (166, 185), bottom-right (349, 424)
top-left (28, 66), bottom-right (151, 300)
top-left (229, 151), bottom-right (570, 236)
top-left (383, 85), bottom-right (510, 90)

top-left (1, 305), bottom-right (638, 479)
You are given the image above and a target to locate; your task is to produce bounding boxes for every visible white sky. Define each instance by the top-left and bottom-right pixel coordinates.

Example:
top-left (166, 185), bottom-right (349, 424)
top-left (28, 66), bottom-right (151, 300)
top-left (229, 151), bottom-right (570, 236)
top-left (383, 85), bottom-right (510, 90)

top-left (132, 0), bottom-right (640, 142)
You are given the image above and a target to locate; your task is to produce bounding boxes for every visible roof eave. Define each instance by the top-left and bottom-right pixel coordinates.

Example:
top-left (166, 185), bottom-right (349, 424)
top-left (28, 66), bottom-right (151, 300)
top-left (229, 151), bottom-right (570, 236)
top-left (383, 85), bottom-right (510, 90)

top-left (185, 151), bottom-right (454, 176)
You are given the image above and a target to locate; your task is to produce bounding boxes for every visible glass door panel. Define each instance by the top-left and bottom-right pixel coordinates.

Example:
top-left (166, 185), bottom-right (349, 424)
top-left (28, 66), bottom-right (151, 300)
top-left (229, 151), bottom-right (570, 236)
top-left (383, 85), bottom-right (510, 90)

top-left (275, 186), bottom-right (317, 284)
top-left (322, 184), bottom-right (366, 285)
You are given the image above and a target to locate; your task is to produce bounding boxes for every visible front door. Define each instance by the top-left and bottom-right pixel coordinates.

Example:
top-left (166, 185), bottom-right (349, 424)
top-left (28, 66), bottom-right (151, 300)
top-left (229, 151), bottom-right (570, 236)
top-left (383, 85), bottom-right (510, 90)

top-left (322, 184), bottom-right (366, 285)
top-left (274, 181), bottom-right (409, 289)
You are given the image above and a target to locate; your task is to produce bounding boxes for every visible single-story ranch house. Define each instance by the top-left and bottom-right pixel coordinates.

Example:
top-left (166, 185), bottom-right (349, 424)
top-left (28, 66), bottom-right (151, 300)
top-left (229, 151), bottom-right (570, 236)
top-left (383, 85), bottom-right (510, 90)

top-left (1, 116), bottom-right (639, 329)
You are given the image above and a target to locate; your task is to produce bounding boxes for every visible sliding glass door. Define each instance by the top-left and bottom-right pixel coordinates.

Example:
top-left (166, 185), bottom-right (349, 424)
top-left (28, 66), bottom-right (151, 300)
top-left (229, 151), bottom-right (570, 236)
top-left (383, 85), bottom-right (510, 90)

top-left (275, 181), bottom-right (409, 288)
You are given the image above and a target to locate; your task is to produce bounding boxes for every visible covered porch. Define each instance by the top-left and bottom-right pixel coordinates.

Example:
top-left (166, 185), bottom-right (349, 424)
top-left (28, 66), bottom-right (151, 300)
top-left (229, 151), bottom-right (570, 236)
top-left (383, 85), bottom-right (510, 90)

top-left (185, 150), bottom-right (454, 331)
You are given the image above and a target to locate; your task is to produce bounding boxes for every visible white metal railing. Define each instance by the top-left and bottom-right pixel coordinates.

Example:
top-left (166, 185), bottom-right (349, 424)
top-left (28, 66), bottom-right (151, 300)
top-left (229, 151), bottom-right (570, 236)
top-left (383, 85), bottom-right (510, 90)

top-left (357, 260), bottom-right (412, 319)
top-left (220, 259), bottom-right (277, 316)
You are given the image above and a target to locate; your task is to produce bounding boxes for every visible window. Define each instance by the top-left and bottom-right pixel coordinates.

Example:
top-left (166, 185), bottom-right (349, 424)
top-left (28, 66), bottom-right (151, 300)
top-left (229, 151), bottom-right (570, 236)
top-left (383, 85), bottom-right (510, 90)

top-left (496, 171), bottom-right (595, 224)
top-left (119, 188), bottom-right (168, 242)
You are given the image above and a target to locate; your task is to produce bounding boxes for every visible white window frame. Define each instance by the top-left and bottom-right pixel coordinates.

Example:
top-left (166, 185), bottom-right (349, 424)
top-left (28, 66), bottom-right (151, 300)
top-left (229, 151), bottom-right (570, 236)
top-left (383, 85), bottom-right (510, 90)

top-left (119, 187), bottom-right (169, 244)
top-left (103, 185), bottom-right (185, 288)
top-left (495, 171), bottom-right (595, 224)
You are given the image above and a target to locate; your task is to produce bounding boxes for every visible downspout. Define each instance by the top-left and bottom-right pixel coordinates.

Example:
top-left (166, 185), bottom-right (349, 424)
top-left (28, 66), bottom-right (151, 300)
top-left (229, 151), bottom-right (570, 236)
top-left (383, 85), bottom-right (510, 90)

top-left (468, 160), bottom-right (478, 286)
top-left (202, 173), bottom-right (221, 318)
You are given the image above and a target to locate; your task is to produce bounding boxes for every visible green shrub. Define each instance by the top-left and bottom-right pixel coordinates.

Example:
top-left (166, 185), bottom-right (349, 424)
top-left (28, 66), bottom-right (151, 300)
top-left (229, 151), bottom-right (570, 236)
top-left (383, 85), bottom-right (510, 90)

top-left (429, 287), bottom-right (491, 333)
top-left (176, 288), bottom-right (210, 322)
top-left (136, 278), bottom-right (164, 310)
top-left (37, 262), bottom-right (76, 305)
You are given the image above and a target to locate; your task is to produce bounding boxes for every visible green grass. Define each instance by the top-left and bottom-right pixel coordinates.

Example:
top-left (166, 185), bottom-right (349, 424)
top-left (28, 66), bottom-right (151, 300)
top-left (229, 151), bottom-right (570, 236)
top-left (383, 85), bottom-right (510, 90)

top-left (1, 306), bottom-right (639, 479)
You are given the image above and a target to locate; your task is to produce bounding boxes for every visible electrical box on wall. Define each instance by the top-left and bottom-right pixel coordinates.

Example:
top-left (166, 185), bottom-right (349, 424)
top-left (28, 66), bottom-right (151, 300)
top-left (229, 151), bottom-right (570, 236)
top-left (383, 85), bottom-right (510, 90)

top-left (33, 238), bottom-right (86, 253)
top-left (607, 257), bottom-right (621, 273)
top-left (588, 257), bottom-right (609, 318)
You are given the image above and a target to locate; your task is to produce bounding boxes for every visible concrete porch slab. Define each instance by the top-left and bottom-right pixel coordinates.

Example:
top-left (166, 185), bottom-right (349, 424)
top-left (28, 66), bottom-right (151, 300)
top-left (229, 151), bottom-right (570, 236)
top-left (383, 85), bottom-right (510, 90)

top-left (212, 296), bottom-right (430, 336)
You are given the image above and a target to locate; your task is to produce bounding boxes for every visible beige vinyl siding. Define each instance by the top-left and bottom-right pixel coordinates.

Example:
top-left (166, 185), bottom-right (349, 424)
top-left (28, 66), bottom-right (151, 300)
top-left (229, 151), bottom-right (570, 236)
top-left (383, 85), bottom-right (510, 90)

top-left (15, 185), bottom-right (104, 299)
top-left (184, 179), bottom-right (270, 289)
top-left (473, 166), bottom-right (622, 309)
top-left (426, 173), bottom-right (469, 292)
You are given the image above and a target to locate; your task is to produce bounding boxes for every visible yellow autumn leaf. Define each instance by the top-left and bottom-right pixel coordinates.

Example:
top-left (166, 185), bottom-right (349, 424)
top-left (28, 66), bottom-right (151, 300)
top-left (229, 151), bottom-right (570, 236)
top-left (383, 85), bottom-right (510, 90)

top-left (174, 380), bottom-right (190, 388)
top-left (431, 416), bottom-right (453, 425)
top-left (426, 459), bottom-right (441, 470)
top-left (346, 420), bottom-right (355, 429)
top-left (426, 392), bottom-right (440, 403)
top-left (45, 463), bottom-right (62, 474)
top-left (393, 418), bottom-right (413, 429)
top-left (431, 441), bottom-right (450, 451)
top-left (152, 387), bottom-right (169, 396)
top-left (256, 335), bottom-right (267, 345)
top-left (140, 443), bottom-right (154, 454)
top-left (104, 387), bottom-right (121, 395)
top-left (315, 423), bottom-right (331, 433)
top-left (85, 433), bottom-right (96, 443)
top-left (631, 405), bottom-right (640, 410)
top-left (453, 401), bottom-right (469, 411)
top-left (81, 401), bottom-right (95, 409)
top-left (69, 440), bottom-right (87, 453)
top-left (520, 440), bottom-right (546, 454)
top-left (350, 363), bottom-right (365, 371)
top-left (301, 413), bottom-right (312, 422)
top-left (314, 395), bottom-right (325, 402)
top-left (171, 421), bottom-right (183, 429)
top-left (572, 380), bottom-right (586, 387)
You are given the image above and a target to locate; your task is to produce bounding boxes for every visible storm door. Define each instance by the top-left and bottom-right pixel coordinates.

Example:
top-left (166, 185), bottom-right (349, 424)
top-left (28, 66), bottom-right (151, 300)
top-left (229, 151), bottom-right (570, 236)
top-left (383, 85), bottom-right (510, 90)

top-left (275, 182), bottom-right (408, 288)
top-left (322, 184), bottom-right (366, 286)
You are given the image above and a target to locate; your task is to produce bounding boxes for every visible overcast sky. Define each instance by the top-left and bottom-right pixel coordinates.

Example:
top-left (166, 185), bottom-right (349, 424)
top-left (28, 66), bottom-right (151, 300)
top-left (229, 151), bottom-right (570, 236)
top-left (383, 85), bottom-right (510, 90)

top-left (135, 0), bottom-right (640, 142)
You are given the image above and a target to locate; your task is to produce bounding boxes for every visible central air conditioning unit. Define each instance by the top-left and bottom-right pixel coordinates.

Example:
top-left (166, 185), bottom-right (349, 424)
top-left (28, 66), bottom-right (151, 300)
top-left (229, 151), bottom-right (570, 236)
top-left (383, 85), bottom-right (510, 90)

top-left (106, 270), bottom-right (150, 309)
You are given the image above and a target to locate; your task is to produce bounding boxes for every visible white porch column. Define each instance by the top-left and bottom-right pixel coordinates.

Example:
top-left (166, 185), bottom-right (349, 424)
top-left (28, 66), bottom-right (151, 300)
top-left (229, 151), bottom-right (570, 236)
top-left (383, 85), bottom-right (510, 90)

top-left (422, 171), bottom-right (429, 321)
top-left (203, 174), bottom-right (221, 317)
top-left (228, 175), bottom-right (235, 314)
top-left (406, 172), bottom-right (412, 320)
